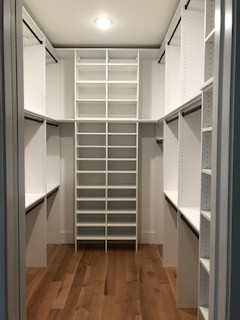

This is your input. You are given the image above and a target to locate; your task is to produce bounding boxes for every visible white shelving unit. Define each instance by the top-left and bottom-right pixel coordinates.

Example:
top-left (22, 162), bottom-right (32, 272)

top-left (74, 50), bottom-right (139, 251)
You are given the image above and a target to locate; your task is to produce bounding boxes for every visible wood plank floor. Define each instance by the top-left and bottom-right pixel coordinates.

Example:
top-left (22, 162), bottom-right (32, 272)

top-left (26, 244), bottom-right (197, 320)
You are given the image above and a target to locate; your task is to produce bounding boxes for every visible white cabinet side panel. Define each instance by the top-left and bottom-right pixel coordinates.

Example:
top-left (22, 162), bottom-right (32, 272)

top-left (59, 59), bottom-right (74, 120)
top-left (158, 63), bottom-right (165, 119)
top-left (46, 63), bottom-right (60, 118)
top-left (60, 123), bottom-right (74, 243)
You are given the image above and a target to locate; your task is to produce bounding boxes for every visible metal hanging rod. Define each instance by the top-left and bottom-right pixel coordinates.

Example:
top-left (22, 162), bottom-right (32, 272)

top-left (23, 19), bottom-right (43, 45)
top-left (185, 0), bottom-right (192, 10)
top-left (182, 105), bottom-right (201, 117)
top-left (26, 198), bottom-right (44, 215)
top-left (47, 121), bottom-right (59, 127)
top-left (47, 186), bottom-right (59, 199)
top-left (180, 214), bottom-right (199, 239)
top-left (168, 17), bottom-right (182, 46)
top-left (46, 47), bottom-right (58, 64)
top-left (165, 196), bottom-right (178, 212)
top-left (158, 51), bottom-right (165, 64)
top-left (24, 116), bottom-right (44, 124)
top-left (166, 116), bottom-right (179, 124)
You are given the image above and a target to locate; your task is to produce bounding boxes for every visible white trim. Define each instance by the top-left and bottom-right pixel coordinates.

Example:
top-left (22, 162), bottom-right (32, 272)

top-left (140, 231), bottom-right (156, 244)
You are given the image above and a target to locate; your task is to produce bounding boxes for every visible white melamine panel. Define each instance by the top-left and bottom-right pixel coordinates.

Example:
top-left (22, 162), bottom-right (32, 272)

top-left (76, 101), bottom-right (106, 118)
top-left (26, 201), bottom-right (46, 267)
top-left (205, 0), bottom-right (215, 38)
top-left (204, 33), bottom-right (215, 82)
top-left (202, 131), bottom-right (212, 170)
top-left (177, 216), bottom-right (199, 308)
top-left (23, 41), bottom-right (45, 115)
top-left (181, 0), bottom-right (204, 103)
top-left (138, 124), bottom-right (163, 244)
top-left (202, 86), bottom-right (213, 128)
top-left (76, 122), bottom-right (106, 133)
top-left (60, 124), bottom-right (75, 243)
top-left (108, 65), bottom-right (137, 81)
top-left (47, 191), bottom-right (60, 244)
top-left (46, 62), bottom-right (59, 118)
top-left (76, 83), bottom-right (106, 100)
top-left (108, 83), bottom-right (137, 100)
top-left (179, 107), bottom-right (201, 208)
top-left (76, 49), bottom-right (106, 64)
top-left (59, 58), bottom-right (74, 119)
top-left (108, 50), bottom-right (138, 64)
top-left (76, 65), bottom-right (106, 81)
top-left (108, 123), bottom-right (136, 133)
top-left (108, 101), bottom-right (137, 119)
top-left (199, 264), bottom-right (209, 308)
top-left (46, 124), bottom-right (60, 192)
top-left (158, 62), bottom-right (165, 119)
top-left (163, 197), bottom-right (178, 267)
top-left (25, 119), bottom-right (45, 194)
top-left (139, 59), bottom-right (159, 119)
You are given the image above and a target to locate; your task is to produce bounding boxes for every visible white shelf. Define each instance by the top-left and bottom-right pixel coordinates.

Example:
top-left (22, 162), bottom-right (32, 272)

top-left (77, 133), bottom-right (106, 136)
top-left (76, 170), bottom-right (106, 173)
top-left (107, 210), bottom-right (136, 214)
top-left (76, 99), bottom-right (106, 102)
top-left (76, 63), bottom-right (106, 66)
top-left (107, 236), bottom-right (136, 240)
top-left (108, 146), bottom-right (137, 149)
top-left (108, 133), bottom-right (137, 136)
top-left (107, 185), bottom-right (137, 189)
top-left (76, 236), bottom-right (105, 240)
top-left (205, 29), bottom-right (215, 43)
top-left (108, 81), bottom-right (138, 84)
top-left (107, 223), bottom-right (136, 227)
top-left (25, 193), bottom-right (45, 210)
top-left (76, 223), bottom-right (105, 227)
top-left (201, 210), bottom-right (211, 221)
top-left (107, 198), bottom-right (137, 201)
top-left (76, 80), bottom-right (106, 84)
top-left (202, 127), bottom-right (212, 132)
top-left (108, 171), bottom-right (136, 174)
top-left (47, 184), bottom-right (60, 195)
top-left (76, 185), bottom-right (106, 189)
top-left (200, 258), bottom-right (210, 274)
top-left (179, 207), bottom-right (200, 233)
top-left (76, 210), bottom-right (106, 214)
top-left (202, 169), bottom-right (212, 175)
top-left (77, 197), bottom-right (106, 201)
top-left (199, 306), bottom-right (209, 320)
top-left (164, 191), bottom-right (178, 208)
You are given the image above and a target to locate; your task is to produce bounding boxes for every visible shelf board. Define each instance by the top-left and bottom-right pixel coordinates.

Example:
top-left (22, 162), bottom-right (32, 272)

top-left (107, 223), bottom-right (136, 227)
top-left (108, 63), bottom-right (138, 66)
top-left (76, 80), bottom-right (106, 84)
top-left (179, 207), bottom-right (200, 233)
top-left (76, 158), bottom-right (106, 161)
top-left (108, 158), bottom-right (136, 161)
top-left (200, 258), bottom-right (210, 274)
top-left (76, 132), bottom-right (106, 136)
top-left (201, 77), bottom-right (214, 91)
top-left (47, 184), bottom-right (60, 196)
top-left (108, 145), bottom-right (137, 149)
top-left (199, 306), bottom-right (209, 320)
top-left (76, 63), bottom-right (106, 66)
top-left (108, 81), bottom-right (138, 84)
top-left (25, 193), bottom-right (45, 210)
top-left (107, 198), bottom-right (137, 201)
top-left (108, 171), bottom-right (137, 174)
top-left (77, 145), bottom-right (106, 148)
top-left (107, 185), bottom-right (137, 189)
top-left (76, 185), bottom-right (106, 189)
top-left (201, 210), bottom-right (211, 221)
top-left (108, 99), bottom-right (138, 102)
top-left (205, 29), bottom-right (215, 43)
top-left (107, 210), bottom-right (136, 214)
top-left (164, 190), bottom-right (178, 208)
top-left (76, 170), bottom-right (106, 174)
top-left (76, 210), bottom-right (106, 214)
top-left (202, 127), bottom-right (212, 132)
top-left (107, 133), bottom-right (137, 136)
top-left (76, 223), bottom-right (105, 227)
top-left (76, 197), bottom-right (106, 201)
top-left (76, 99), bottom-right (106, 102)
top-left (76, 236), bottom-right (105, 240)
top-left (202, 169), bottom-right (212, 175)
top-left (107, 236), bottom-right (136, 240)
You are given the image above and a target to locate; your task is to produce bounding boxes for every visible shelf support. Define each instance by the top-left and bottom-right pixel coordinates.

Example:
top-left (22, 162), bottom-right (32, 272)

top-left (23, 19), bottom-right (43, 45)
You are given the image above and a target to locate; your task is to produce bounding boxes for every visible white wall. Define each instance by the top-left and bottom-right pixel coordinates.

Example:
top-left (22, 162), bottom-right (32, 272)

top-left (60, 123), bottom-right (75, 243)
top-left (138, 124), bottom-right (164, 244)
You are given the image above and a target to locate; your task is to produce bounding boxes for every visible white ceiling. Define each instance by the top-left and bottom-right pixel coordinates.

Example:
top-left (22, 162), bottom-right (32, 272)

top-left (23, 0), bottom-right (179, 48)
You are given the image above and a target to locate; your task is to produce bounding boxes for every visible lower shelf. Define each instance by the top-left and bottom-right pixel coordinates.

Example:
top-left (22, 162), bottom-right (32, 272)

top-left (25, 193), bottom-right (45, 210)
top-left (179, 207), bottom-right (200, 234)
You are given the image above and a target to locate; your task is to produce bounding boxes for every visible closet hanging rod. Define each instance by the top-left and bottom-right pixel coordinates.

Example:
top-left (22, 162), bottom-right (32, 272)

top-left (165, 196), bottom-right (178, 212)
top-left (47, 186), bottom-right (59, 199)
top-left (180, 214), bottom-right (199, 239)
top-left (167, 17), bottom-right (182, 46)
top-left (46, 47), bottom-right (58, 64)
top-left (24, 116), bottom-right (44, 124)
top-left (26, 198), bottom-right (44, 215)
top-left (182, 105), bottom-right (201, 117)
top-left (185, 0), bottom-right (192, 10)
top-left (23, 19), bottom-right (43, 45)
top-left (166, 116), bottom-right (179, 124)
top-left (158, 51), bottom-right (165, 64)
top-left (47, 121), bottom-right (59, 127)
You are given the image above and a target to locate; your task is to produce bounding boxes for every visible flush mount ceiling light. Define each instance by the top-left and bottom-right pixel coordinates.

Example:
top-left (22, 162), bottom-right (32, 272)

top-left (95, 17), bottom-right (112, 30)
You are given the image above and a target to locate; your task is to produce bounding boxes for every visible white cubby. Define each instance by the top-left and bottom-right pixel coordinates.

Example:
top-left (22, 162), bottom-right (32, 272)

top-left (77, 200), bottom-right (106, 211)
top-left (200, 216), bottom-right (210, 262)
top-left (108, 65), bottom-right (137, 82)
top-left (76, 65), bottom-right (106, 81)
top-left (164, 115), bottom-right (179, 196)
top-left (205, 0), bottom-right (215, 38)
top-left (107, 226), bottom-right (136, 238)
top-left (201, 173), bottom-right (211, 212)
top-left (77, 147), bottom-right (106, 159)
top-left (76, 49), bottom-right (106, 64)
top-left (77, 188), bottom-right (105, 199)
top-left (107, 189), bottom-right (136, 199)
top-left (107, 214), bottom-right (136, 224)
top-left (77, 214), bottom-right (105, 224)
top-left (108, 160), bottom-right (136, 171)
top-left (108, 147), bottom-right (136, 159)
top-left (76, 83), bottom-right (106, 100)
top-left (108, 83), bottom-right (137, 100)
top-left (76, 122), bottom-right (106, 133)
top-left (76, 173), bottom-right (106, 187)
top-left (108, 49), bottom-right (138, 64)
top-left (76, 134), bottom-right (106, 146)
top-left (46, 59), bottom-right (59, 119)
top-left (108, 135), bottom-right (136, 146)
top-left (199, 264), bottom-right (209, 309)
top-left (107, 201), bottom-right (136, 211)
top-left (77, 160), bottom-right (106, 171)
top-left (76, 226), bottom-right (105, 239)
top-left (108, 123), bottom-right (137, 133)
top-left (76, 101), bottom-right (106, 118)
top-left (108, 101), bottom-right (137, 119)
top-left (108, 172), bottom-right (136, 187)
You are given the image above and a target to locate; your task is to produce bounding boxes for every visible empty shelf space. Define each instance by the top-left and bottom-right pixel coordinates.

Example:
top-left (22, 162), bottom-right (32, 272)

top-left (76, 83), bottom-right (106, 100)
top-left (77, 160), bottom-right (106, 171)
top-left (76, 173), bottom-right (106, 187)
top-left (76, 101), bottom-right (106, 119)
top-left (76, 64), bottom-right (106, 81)
top-left (108, 160), bottom-right (136, 171)
top-left (108, 123), bottom-right (137, 133)
top-left (108, 83), bottom-right (137, 100)
top-left (76, 236), bottom-right (105, 240)
top-left (202, 169), bottom-right (212, 175)
top-left (201, 210), bottom-right (211, 221)
top-left (107, 226), bottom-right (136, 238)
top-left (108, 173), bottom-right (136, 187)
top-left (76, 133), bottom-right (106, 146)
top-left (179, 207), bottom-right (200, 233)
top-left (77, 188), bottom-right (105, 199)
top-left (107, 189), bottom-right (136, 199)
top-left (202, 127), bottom-right (212, 132)
top-left (76, 49), bottom-right (106, 64)
top-left (76, 210), bottom-right (106, 214)
top-left (77, 147), bottom-right (106, 159)
top-left (108, 101), bottom-right (137, 119)
top-left (108, 147), bottom-right (136, 159)
top-left (164, 191), bottom-right (178, 208)
top-left (108, 64), bottom-right (138, 82)
top-left (76, 123), bottom-right (106, 133)
top-left (108, 50), bottom-right (138, 64)
top-left (108, 134), bottom-right (136, 146)
top-left (200, 258), bottom-right (210, 274)
top-left (25, 193), bottom-right (45, 210)
top-left (199, 306), bottom-right (209, 320)
top-left (107, 214), bottom-right (136, 224)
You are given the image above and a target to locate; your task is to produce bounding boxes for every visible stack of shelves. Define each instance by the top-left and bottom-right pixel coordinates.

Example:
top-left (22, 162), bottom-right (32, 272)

top-left (74, 49), bottom-right (139, 251)
top-left (199, 0), bottom-right (215, 319)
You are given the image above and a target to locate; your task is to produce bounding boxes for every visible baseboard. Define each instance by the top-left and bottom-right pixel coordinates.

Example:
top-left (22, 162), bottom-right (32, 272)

top-left (60, 231), bottom-right (74, 244)
top-left (140, 231), bottom-right (156, 244)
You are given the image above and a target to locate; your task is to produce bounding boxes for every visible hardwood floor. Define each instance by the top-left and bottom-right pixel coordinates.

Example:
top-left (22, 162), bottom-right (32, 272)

top-left (26, 244), bottom-right (197, 320)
